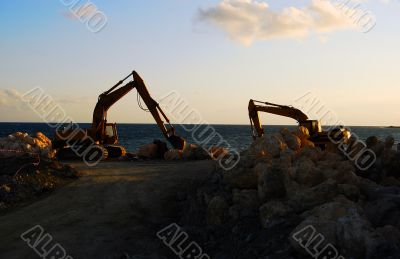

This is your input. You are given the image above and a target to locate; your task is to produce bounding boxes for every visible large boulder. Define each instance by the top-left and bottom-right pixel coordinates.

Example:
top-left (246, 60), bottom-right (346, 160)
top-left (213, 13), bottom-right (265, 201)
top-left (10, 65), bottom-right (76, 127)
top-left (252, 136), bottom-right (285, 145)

top-left (232, 189), bottom-right (260, 208)
top-left (287, 179), bottom-right (339, 213)
top-left (249, 134), bottom-right (287, 158)
top-left (164, 149), bottom-right (182, 161)
top-left (290, 198), bottom-right (378, 259)
top-left (137, 143), bottom-right (159, 159)
top-left (385, 136), bottom-right (395, 150)
top-left (364, 196), bottom-right (400, 229)
top-left (259, 200), bottom-right (291, 228)
top-left (182, 144), bottom-right (211, 160)
top-left (207, 196), bottom-right (229, 225)
top-left (294, 157), bottom-right (324, 187)
top-left (224, 166), bottom-right (258, 189)
top-left (280, 128), bottom-right (301, 151)
top-left (257, 165), bottom-right (286, 202)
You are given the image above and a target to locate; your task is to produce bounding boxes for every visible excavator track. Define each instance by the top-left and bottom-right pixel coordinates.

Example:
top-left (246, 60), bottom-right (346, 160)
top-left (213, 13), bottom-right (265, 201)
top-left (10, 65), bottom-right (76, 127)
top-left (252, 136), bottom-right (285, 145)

top-left (56, 145), bottom-right (109, 162)
top-left (104, 145), bottom-right (126, 159)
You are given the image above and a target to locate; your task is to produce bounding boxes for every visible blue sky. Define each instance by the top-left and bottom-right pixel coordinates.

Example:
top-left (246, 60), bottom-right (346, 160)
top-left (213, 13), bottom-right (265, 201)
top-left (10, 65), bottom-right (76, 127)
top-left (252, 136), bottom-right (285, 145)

top-left (0, 0), bottom-right (399, 126)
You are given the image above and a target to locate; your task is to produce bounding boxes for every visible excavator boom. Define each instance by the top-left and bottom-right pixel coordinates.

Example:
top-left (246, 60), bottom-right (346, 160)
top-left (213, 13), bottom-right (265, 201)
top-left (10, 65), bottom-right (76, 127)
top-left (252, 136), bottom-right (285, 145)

top-left (248, 99), bottom-right (309, 139)
top-left (91, 71), bottom-right (186, 150)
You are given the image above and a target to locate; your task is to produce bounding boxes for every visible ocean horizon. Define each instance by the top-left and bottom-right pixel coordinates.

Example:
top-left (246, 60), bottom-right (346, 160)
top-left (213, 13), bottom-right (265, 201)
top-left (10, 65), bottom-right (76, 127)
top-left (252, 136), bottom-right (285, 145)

top-left (1, 122), bottom-right (399, 152)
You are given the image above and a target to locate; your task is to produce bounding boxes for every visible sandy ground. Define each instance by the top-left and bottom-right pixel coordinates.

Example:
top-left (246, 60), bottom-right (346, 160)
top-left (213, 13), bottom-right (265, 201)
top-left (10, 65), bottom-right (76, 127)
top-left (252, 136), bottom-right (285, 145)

top-left (0, 160), bottom-right (215, 259)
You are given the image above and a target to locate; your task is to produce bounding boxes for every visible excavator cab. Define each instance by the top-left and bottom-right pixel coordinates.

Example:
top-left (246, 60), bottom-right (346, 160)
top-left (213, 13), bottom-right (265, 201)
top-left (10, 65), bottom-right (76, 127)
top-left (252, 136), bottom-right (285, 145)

top-left (104, 123), bottom-right (118, 144)
top-left (299, 120), bottom-right (322, 136)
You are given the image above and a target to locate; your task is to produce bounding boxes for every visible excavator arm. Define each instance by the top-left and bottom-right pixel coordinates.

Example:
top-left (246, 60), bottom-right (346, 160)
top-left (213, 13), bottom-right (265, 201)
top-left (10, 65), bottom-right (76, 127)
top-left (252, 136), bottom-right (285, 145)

top-left (248, 99), bottom-right (309, 139)
top-left (91, 71), bottom-right (186, 150)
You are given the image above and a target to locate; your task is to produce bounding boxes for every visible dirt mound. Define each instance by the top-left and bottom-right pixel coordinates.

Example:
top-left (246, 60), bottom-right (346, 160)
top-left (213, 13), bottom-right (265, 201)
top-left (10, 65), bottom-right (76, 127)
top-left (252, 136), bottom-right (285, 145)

top-left (0, 132), bottom-right (79, 212)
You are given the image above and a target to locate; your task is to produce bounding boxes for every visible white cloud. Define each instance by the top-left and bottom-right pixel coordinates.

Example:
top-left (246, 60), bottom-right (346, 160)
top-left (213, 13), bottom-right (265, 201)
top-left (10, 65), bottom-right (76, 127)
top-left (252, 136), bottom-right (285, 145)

top-left (197, 0), bottom-right (361, 45)
top-left (0, 89), bottom-right (24, 108)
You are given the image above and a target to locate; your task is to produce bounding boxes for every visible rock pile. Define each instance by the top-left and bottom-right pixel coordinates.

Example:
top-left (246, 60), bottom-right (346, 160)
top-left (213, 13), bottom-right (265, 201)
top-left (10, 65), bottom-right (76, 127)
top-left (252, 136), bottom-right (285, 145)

top-left (361, 135), bottom-right (400, 181)
top-left (0, 132), bottom-right (55, 159)
top-left (180, 127), bottom-right (400, 258)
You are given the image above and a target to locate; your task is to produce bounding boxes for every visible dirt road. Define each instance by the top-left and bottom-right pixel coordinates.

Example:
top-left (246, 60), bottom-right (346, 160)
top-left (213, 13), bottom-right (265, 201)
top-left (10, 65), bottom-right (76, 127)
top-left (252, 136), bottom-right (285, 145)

top-left (0, 160), bottom-right (215, 259)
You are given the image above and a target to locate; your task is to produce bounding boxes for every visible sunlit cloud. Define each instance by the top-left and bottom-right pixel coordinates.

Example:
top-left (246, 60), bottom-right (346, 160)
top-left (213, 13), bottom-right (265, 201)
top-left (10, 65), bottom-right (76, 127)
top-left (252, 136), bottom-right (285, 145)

top-left (197, 0), bottom-right (359, 45)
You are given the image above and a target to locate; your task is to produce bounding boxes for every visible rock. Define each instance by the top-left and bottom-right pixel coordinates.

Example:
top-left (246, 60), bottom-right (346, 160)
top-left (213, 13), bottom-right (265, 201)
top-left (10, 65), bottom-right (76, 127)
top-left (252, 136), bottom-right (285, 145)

top-left (224, 166), bottom-right (258, 189)
top-left (376, 225), bottom-right (400, 248)
top-left (298, 146), bottom-right (321, 162)
top-left (321, 153), bottom-right (344, 166)
top-left (364, 197), bottom-right (400, 228)
top-left (258, 165), bottom-right (286, 202)
top-left (294, 126), bottom-right (310, 140)
top-left (182, 144), bottom-right (210, 160)
top-left (164, 149), bottom-right (182, 161)
top-left (280, 128), bottom-right (301, 151)
top-left (381, 177), bottom-right (400, 187)
top-left (279, 149), bottom-right (295, 168)
top-left (385, 136), bottom-right (395, 150)
top-left (366, 136), bottom-right (385, 157)
top-left (228, 204), bottom-right (242, 221)
top-left (301, 139), bottom-right (315, 149)
top-left (366, 136), bottom-right (379, 148)
top-left (232, 189), bottom-right (260, 208)
top-left (249, 134), bottom-right (287, 158)
top-left (359, 180), bottom-right (400, 201)
top-left (334, 169), bottom-right (360, 186)
top-left (137, 143), bottom-right (158, 159)
top-left (287, 179), bottom-right (338, 213)
top-left (23, 135), bottom-right (36, 146)
top-left (0, 132), bottom-right (54, 159)
top-left (383, 151), bottom-right (400, 179)
top-left (209, 146), bottom-right (229, 160)
top-left (207, 196), bottom-right (229, 225)
top-left (36, 132), bottom-right (52, 146)
top-left (338, 183), bottom-right (360, 201)
top-left (290, 198), bottom-right (376, 259)
top-left (295, 157), bottom-right (323, 187)
top-left (259, 201), bottom-right (291, 228)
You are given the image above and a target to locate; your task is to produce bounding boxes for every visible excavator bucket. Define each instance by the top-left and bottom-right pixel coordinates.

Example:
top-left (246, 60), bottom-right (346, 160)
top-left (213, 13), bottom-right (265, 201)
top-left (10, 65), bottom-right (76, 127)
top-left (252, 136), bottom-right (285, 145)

top-left (167, 135), bottom-right (187, 150)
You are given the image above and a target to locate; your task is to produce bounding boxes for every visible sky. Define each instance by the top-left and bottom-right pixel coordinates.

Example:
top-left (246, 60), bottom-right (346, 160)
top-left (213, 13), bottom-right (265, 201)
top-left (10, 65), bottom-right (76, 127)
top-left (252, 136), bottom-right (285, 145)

top-left (0, 0), bottom-right (399, 126)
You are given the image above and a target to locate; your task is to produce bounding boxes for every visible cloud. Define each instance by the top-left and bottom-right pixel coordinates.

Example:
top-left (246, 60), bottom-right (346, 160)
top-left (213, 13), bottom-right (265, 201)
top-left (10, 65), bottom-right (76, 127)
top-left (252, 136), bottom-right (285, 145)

top-left (197, 0), bottom-right (361, 45)
top-left (0, 89), bottom-right (24, 108)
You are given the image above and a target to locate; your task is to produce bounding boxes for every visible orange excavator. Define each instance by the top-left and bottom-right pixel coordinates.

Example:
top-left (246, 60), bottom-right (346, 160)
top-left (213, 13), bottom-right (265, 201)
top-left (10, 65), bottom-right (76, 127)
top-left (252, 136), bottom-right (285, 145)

top-left (248, 99), bottom-right (349, 149)
top-left (53, 71), bottom-right (186, 160)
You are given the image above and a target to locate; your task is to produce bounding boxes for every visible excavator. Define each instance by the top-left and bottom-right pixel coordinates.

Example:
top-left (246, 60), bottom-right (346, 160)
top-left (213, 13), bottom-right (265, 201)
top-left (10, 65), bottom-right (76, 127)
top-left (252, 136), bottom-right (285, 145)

top-left (248, 99), bottom-right (349, 149)
top-left (53, 71), bottom-right (186, 160)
